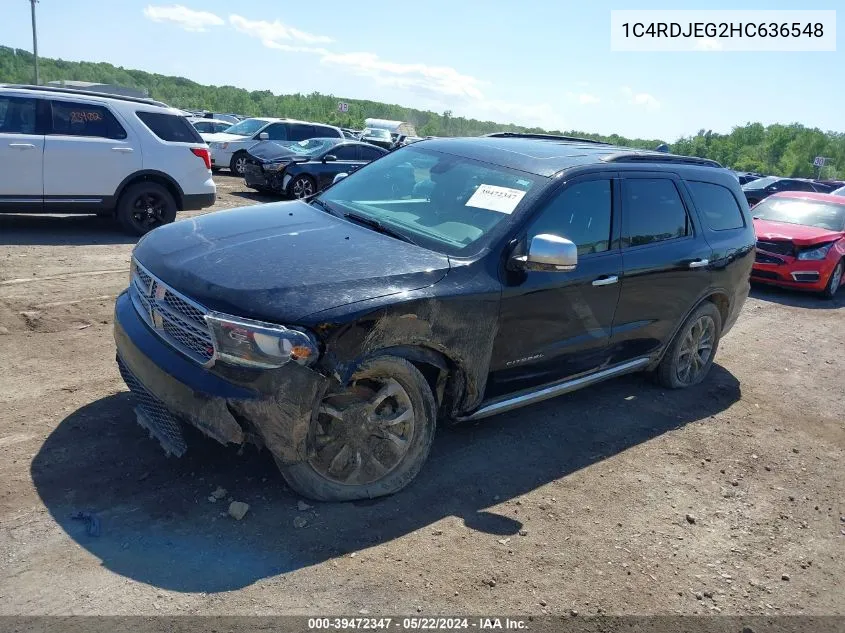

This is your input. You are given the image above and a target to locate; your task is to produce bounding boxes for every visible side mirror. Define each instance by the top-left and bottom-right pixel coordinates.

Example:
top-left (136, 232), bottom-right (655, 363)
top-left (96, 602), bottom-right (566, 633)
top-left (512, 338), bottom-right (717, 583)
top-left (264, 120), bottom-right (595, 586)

top-left (258, 132), bottom-right (269, 140)
top-left (512, 234), bottom-right (577, 272)
top-left (323, 154), bottom-right (337, 162)
top-left (332, 173), bottom-right (349, 185)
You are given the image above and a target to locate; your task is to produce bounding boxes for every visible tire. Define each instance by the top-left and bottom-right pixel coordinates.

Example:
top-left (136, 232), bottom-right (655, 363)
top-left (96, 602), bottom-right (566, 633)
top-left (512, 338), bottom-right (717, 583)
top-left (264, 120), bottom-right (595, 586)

top-left (655, 302), bottom-right (722, 389)
top-left (822, 259), bottom-right (843, 299)
top-left (115, 182), bottom-right (177, 236)
top-left (229, 152), bottom-right (248, 176)
top-left (280, 356), bottom-right (437, 501)
top-left (288, 174), bottom-right (317, 199)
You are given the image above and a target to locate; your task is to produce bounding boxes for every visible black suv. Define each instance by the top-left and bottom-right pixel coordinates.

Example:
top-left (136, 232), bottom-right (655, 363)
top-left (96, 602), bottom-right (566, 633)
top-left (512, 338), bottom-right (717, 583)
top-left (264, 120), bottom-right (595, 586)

top-left (114, 134), bottom-right (755, 501)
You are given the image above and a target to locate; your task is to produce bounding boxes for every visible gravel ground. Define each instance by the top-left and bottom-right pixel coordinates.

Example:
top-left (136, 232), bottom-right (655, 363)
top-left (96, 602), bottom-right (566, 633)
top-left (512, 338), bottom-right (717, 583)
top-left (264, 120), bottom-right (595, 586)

top-left (0, 174), bottom-right (843, 616)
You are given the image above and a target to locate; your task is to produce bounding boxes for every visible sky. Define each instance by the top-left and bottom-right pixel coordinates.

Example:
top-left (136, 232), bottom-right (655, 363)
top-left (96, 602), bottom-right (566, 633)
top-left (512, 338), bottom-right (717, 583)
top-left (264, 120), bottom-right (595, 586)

top-left (0, 1), bottom-right (841, 141)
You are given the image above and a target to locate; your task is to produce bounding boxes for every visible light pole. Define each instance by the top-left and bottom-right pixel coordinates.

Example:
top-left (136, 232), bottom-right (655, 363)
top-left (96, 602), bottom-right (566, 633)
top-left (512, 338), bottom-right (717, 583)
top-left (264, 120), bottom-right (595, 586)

top-left (30, 0), bottom-right (39, 85)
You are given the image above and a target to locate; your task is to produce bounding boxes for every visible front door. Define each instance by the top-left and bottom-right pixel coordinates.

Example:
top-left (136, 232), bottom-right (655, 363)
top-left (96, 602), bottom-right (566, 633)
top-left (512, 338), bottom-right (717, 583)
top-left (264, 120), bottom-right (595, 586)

top-left (0, 95), bottom-right (44, 207)
top-left (316, 144), bottom-right (364, 190)
top-left (487, 174), bottom-right (622, 399)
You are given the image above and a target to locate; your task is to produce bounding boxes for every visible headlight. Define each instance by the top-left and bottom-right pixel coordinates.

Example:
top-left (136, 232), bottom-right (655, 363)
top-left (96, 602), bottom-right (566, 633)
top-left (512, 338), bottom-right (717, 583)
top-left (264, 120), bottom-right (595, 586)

top-left (206, 313), bottom-right (319, 369)
top-left (797, 243), bottom-right (833, 260)
top-left (263, 161), bottom-right (289, 172)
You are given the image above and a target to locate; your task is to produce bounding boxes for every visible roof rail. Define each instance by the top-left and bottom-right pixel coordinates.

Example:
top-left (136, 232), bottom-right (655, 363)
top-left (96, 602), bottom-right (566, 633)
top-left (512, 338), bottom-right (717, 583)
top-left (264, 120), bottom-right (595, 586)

top-left (0, 84), bottom-right (170, 108)
top-left (601, 151), bottom-right (723, 168)
top-left (484, 132), bottom-right (611, 145)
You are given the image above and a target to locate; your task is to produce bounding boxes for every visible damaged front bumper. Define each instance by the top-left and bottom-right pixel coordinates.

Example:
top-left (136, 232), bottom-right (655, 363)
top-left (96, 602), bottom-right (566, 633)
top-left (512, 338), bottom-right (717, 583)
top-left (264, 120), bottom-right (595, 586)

top-left (113, 291), bottom-right (327, 463)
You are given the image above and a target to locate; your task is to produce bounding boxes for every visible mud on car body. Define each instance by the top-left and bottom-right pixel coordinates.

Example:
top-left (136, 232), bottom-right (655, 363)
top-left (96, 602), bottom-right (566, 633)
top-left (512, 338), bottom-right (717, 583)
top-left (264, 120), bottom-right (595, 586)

top-left (114, 134), bottom-right (755, 501)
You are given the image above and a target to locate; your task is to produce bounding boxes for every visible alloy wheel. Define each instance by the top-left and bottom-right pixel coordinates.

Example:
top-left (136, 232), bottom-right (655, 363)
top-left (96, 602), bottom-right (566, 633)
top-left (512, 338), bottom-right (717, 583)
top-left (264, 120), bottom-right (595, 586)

top-left (308, 377), bottom-right (415, 486)
top-left (130, 193), bottom-right (168, 232)
top-left (675, 315), bottom-right (716, 385)
top-left (292, 177), bottom-right (315, 199)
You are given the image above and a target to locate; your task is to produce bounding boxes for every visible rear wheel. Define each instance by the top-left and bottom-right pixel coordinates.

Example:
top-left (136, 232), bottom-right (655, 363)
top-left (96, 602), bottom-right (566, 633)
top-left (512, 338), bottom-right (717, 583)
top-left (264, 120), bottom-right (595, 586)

top-left (229, 152), bottom-right (248, 176)
top-left (279, 356), bottom-right (437, 501)
top-left (116, 182), bottom-right (177, 236)
top-left (822, 259), bottom-right (843, 299)
top-left (655, 302), bottom-right (722, 389)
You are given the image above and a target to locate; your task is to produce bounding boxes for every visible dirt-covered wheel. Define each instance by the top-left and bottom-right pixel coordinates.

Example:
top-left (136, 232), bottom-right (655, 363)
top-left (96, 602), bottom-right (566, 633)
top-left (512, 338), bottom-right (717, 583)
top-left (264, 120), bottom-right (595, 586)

top-left (279, 356), bottom-right (437, 501)
top-left (655, 302), bottom-right (722, 389)
top-left (822, 259), bottom-right (843, 299)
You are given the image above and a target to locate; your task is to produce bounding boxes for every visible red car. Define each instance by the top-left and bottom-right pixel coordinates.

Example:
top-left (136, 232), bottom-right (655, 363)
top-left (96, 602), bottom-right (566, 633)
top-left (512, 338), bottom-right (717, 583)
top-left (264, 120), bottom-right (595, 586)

top-left (751, 192), bottom-right (845, 298)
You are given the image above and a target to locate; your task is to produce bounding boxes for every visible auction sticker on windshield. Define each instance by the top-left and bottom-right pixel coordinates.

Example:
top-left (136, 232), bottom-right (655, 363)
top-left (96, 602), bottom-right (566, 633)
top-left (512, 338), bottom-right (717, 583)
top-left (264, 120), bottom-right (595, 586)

top-left (465, 184), bottom-right (526, 214)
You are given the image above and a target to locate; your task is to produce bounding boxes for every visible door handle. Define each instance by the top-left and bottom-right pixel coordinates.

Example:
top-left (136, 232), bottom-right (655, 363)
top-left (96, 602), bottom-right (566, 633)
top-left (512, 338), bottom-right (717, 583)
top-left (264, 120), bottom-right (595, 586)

top-left (111, 147), bottom-right (134, 153)
top-left (9, 143), bottom-right (36, 150)
top-left (689, 259), bottom-right (710, 269)
top-left (592, 275), bottom-right (619, 286)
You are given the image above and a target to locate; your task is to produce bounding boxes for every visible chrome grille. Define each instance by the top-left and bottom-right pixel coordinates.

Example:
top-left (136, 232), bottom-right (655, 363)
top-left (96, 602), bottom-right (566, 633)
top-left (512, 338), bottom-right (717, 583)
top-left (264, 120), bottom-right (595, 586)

top-left (129, 259), bottom-right (215, 364)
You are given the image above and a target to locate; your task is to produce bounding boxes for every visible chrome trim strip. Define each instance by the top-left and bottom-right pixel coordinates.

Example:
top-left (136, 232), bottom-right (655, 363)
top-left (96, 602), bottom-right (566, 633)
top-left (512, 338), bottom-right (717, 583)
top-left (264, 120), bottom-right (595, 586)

top-left (790, 271), bottom-right (820, 281)
top-left (457, 357), bottom-right (651, 422)
top-left (47, 198), bottom-right (103, 203)
top-left (0, 198), bottom-right (41, 203)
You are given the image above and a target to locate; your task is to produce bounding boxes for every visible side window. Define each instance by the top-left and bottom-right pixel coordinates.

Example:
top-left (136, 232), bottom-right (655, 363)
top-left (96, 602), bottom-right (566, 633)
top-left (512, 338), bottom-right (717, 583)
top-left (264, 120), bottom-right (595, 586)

top-left (287, 123), bottom-right (313, 141)
top-left (359, 146), bottom-right (386, 161)
top-left (192, 121), bottom-right (210, 132)
top-left (330, 145), bottom-right (359, 160)
top-left (791, 180), bottom-right (815, 192)
top-left (686, 181), bottom-right (745, 231)
top-left (314, 125), bottom-right (341, 138)
top-left (623, 178), bottom-right (689, 247)
top-left (527, 179), bottom-right (613, 256)
top-left (50, 100), bottom-right (126, 139)
top-left (135, 111), bottom-right (202, 143)
top-left (263, 123), bottom-right (287, 140)
top-left (0, 96), bottom-right (38, 134)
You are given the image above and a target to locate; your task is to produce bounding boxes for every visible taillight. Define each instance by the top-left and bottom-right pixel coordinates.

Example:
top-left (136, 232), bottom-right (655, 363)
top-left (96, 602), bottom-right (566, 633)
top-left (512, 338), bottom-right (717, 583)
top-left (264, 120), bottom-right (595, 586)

top-left (191, 147), bottom-right (211, 170)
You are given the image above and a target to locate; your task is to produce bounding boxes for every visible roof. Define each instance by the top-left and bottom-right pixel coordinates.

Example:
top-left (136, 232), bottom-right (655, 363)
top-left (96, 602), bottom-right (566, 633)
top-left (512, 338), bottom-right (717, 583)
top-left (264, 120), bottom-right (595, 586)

top-left (418, 136), bottom-right (724, 178)
top-left (1, 83), bottom-right (170, 109)
top-left (769, 191), bottom-right (845, 205)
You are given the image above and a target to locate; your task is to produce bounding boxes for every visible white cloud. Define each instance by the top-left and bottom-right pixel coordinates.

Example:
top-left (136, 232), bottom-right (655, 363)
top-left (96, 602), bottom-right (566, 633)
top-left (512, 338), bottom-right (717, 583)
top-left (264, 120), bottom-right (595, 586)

top-left (143, 5), bottom-right (224, 32)
top-left (622, 86), bottom-right (661, 110)
top-left (229, 14), bottom-right (333, 45)
top-left (566, 92), bottom-right (600, 105)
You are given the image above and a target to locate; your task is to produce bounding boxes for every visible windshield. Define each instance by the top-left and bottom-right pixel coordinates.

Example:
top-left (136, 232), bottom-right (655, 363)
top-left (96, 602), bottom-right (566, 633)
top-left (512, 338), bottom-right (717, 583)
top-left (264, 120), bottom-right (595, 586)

top-left (752, 197), bottom-right (845, 231)
top-left (275, 138), bottom-right (339, 155)
top-left (363, 128), bottom-right (391, 139)
top-left (223, 118), bottom-right (268, 136)
top-left (317, 147), bottom-right (541, 254)
top-left (742, 176), bottom-right (779, 190)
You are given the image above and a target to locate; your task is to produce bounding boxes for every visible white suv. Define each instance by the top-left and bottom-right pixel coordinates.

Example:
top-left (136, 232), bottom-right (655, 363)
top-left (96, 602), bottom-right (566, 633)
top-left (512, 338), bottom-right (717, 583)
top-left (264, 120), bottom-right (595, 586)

top-left (205, 117), bottom-right (343, 176)
top-left (0, 84), bottom-right (216, 235)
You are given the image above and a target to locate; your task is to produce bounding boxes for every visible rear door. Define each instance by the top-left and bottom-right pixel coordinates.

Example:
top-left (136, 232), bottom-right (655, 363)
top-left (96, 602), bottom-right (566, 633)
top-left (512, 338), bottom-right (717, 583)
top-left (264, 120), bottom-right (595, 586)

top-left (43, 99), bottom-right (141, 204)
top-left (0, 94), bottom-right (44, 207)
top-left (609, 173), bottom-right (713, 364)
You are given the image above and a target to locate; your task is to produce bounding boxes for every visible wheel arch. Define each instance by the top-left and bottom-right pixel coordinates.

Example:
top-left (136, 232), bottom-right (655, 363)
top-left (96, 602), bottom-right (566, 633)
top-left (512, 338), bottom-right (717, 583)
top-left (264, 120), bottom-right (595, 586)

top-left (114, 170), bottom-right (185, 211)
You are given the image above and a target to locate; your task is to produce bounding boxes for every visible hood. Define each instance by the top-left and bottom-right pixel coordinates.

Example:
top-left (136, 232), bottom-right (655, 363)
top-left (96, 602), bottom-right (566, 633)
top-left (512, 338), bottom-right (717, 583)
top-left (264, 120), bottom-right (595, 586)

top-left (753, 218), bottom-right (844, 246)
top-left (204, 132), bottom-right (250, 143)
top-left (246, 141), bottom-right (308, 163)
top-left (133, 201), bottom-right (450, 323)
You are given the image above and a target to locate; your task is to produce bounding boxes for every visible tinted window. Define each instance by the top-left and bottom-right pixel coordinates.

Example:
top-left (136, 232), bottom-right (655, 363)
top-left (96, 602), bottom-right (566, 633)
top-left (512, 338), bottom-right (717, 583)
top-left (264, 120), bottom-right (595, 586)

top-left (359, 145), bottom-right (386, 161)
top-left (263, 123), bottom-right (287, 141)
top-left (136, 111), bottom-right (202, 143)
top-left (0, 96), bottom-right (38, 134)
top-left (788, 180), bottom-right (816, 192)
top-left (686, 181), bottom-right (745, 231)
top-left (287, 124), bottom-right (315, 142)
top-left (527, 180), bottom-right (612, 256)
top-left (192, 121), bottom-right (212, 132)
top-left (330, 145), bottom-right (359, 160)
top-left (314, 125), bottom-right (341, 138)
top-left (624, 179), bottom-right (689, 247)
top-left (49, 100), bottom-right (126, 139)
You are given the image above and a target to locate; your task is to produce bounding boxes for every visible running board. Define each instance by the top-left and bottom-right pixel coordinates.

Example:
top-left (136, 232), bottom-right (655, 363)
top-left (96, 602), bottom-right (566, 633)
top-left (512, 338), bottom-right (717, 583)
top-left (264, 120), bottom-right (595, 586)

top-left (457, 357), bottom-right (651, 422)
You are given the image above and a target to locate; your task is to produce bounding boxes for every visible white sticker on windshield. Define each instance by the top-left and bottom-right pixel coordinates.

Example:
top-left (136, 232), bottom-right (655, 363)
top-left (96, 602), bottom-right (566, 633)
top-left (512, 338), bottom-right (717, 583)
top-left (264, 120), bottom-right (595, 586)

top-left (465, 184), bottom-right (526, 214)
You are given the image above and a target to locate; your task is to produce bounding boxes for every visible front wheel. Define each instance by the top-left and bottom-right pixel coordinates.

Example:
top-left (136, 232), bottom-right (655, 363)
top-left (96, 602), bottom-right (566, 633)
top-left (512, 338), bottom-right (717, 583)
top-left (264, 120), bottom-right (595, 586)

top-left (115, 182), bottom-right (177, 236)
top-left (279, 356), bottom-right (437, 501)
top-left (655, 302), bottom-right (722, 389)
top-left (229, 152), bottom-right (248, 176)
top-left (822, 259), bottom-right (843, 299)
top-left (288, 174), bottom-right (316, 199)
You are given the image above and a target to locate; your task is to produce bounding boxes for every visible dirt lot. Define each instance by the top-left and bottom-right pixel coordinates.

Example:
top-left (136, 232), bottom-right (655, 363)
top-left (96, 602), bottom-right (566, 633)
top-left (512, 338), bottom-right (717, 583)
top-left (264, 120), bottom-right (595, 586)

top-left (0, 174), bottom-right (843, 616)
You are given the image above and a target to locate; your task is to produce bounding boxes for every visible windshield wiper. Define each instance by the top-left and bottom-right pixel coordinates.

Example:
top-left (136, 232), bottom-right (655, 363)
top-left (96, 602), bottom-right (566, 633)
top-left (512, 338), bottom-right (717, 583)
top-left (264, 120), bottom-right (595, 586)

top-left (343, 212), bottom-right (417, 245)
top-left (310, 197), bottom-right (337, 216)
